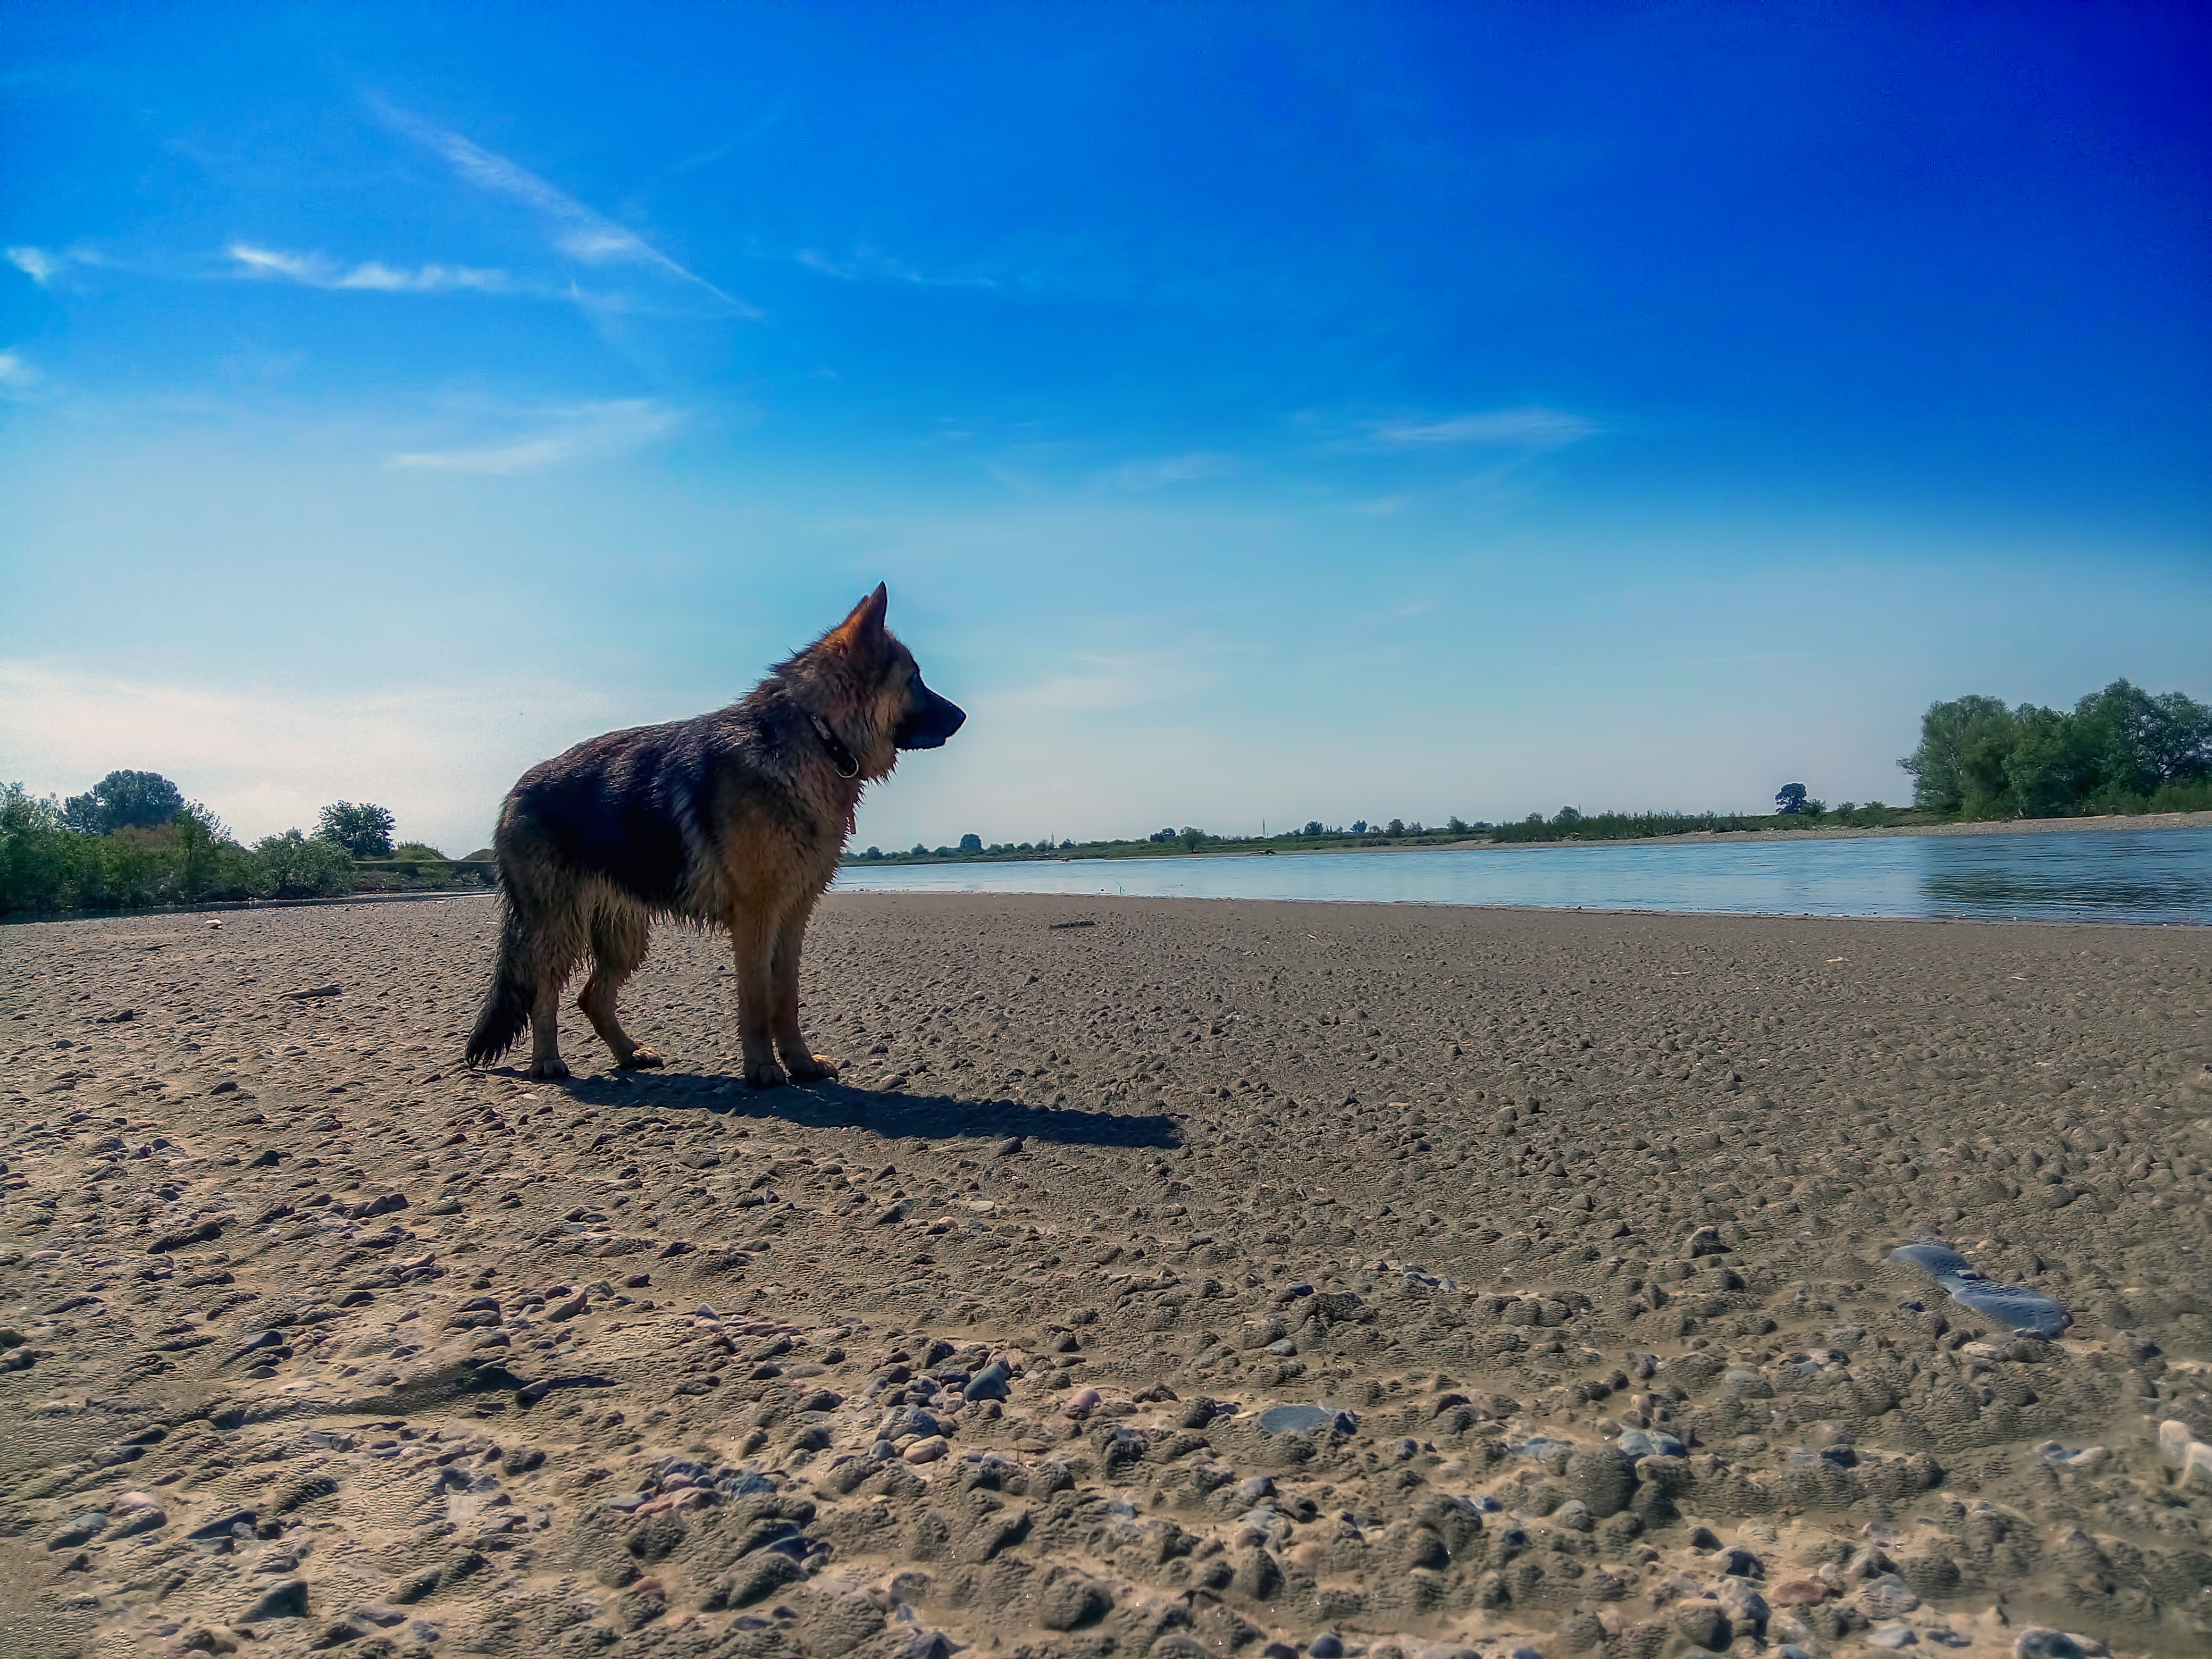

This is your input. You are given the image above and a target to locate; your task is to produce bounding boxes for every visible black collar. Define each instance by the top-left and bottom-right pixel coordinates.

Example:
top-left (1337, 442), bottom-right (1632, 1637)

top-left (809, 713), bottom-right (860, 779)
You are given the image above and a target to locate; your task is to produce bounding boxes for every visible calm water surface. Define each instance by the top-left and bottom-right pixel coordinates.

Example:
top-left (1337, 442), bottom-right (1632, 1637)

top-left (834, 828), bottom-right (2212, 925)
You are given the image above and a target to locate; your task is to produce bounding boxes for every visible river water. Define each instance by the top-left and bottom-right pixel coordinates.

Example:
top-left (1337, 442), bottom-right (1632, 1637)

top-left (833, 827), bottom-right (2212, 925)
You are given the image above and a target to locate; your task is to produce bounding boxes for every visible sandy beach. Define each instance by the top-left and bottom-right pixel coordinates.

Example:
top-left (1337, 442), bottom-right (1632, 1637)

top-left (2, 893), bottom-right (2208, 1659)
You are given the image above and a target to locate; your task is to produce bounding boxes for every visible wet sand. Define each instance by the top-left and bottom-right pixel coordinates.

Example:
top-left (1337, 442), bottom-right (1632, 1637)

top-left (2, 893), bottom-right (2208, 1659)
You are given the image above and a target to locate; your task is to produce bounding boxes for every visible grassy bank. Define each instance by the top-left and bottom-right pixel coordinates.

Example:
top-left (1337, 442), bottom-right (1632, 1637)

top-left (843, 802), bottom-right (1947, 867)
top-left (840, 791), bottom-right (2212, 868)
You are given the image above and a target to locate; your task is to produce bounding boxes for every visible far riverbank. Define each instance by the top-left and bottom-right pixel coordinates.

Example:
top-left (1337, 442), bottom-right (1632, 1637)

top-left (1337, 807), bottom-right (2212, 856)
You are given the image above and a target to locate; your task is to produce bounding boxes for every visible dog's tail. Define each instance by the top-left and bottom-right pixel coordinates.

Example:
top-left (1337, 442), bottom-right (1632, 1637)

top-left (464, 901), bottom-right (534, 1068)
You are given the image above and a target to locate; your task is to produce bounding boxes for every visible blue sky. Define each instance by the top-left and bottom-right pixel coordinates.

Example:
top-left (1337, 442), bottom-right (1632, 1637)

top-left (4, 2), bottom-right (2208, 853)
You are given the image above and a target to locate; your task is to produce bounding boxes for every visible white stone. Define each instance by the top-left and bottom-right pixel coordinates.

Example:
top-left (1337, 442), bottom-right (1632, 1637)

top-left (2185, 1439), bottom-right (2212, 1494)
top-left (2157, 1418), bottom-right (2192, 1468)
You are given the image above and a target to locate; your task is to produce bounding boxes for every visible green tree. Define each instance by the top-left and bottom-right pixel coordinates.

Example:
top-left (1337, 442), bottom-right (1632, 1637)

top-left (1178, 826), bottom-right (1207, 852)
top-left (1, 784), bottom-right (76, 909)
top-left (1902, 681), bottom-right (2212, 818)
top-left (2069, 678), bottom-right (2212, 801)
top-left (2138, 688), bottom-right (2212, 783)
top-left (1899, 695), bottom-right (2020, 816)
top-left (2002, 704), bottom-right (2101, 818)
top-left (171, 810), bottom-right (220, 901)
top-left (254, 830), bottom-right (356, 898)
top-left (1774, 783), bottom-right (1808, 815)
top-left (959, 833), bottom-right (983, 852)
top-left (315, 801), bottom-right (396, 858)
top-left (180, 800), bottom-right (231, 841)
top-left (62, 769), bottom-right (187, 835)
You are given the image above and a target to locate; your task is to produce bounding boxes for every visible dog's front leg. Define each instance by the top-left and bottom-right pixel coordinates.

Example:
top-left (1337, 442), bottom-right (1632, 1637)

top-left (770, 899), bottom-right (837, 1083)
top-left (728, 908), bottom-right (788, 1088)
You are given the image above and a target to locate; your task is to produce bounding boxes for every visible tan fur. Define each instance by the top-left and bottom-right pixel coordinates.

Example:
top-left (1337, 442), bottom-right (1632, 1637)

top-left (464, 585), bottom-right (964, 1086)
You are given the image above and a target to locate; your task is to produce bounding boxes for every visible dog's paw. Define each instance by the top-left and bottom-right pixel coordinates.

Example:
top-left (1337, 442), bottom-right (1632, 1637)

top-left (744, 1060), bottom-right (791, 1090)
top-left (526, 1055), bottom-right (572, 1082)
top-left (618, 1046), bottom-right (666, 1070)
top-left (784, 1053), bottom-right (840, 1082)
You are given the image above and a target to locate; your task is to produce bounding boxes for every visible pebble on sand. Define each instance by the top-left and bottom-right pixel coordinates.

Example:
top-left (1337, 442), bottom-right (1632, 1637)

top-left (1889, 1242), bottom-right (2068, 1337)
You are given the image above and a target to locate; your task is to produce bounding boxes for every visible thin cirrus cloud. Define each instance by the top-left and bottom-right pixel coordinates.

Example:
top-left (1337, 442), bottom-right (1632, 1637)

top-left (6, 244), bottom-right (113, 286)
top-left (1106, 452), bottom-right (1237, 492)
top-left (374, 99), bottom-right (753, 314)
top-left (386, 399), bottom-right (681, 475)
top-left (7, 246), bottom-right (63, 285)
top-left (794, 246), bottom-right (999, 290)
top-left (228, 242), bottom-right (514, 294)
top-left (1362, 406), bottom-right (1599, 450)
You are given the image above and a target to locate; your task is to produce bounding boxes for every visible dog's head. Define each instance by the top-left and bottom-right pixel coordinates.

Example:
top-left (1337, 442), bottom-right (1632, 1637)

top-left (811, 584), bottom-right (966, 772)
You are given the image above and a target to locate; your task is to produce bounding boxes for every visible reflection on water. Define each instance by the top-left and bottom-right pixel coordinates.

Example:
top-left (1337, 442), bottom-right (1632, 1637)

top-left (834, 828), bottom-right (2212, 925)
top-left (1917, 832), bottom-right (2212, 920)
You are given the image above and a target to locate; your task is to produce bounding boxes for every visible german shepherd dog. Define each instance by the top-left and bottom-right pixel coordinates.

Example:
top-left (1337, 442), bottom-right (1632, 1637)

top-left (464, 585), bottom-right (964, 1085)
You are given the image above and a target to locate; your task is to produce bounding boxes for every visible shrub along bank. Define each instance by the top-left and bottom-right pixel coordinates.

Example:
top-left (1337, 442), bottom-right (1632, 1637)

top-left (0, 785), bottom-right (486, 914)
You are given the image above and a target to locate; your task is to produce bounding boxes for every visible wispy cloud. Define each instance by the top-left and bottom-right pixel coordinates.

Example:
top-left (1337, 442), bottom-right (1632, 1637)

top-left (0, 350), bottom-right (43, 396)
top-left (1363, 406), bottom-right (1598, 450)
top-left (794, 246), bottom-right (998, 290)
top-left (6, 246), bottom-right (62, 285)
top-left (1107, 452), bottom-right (1236, 491)
top-left (375, 100), bottom-right (751, 313)
top-left (6, 244), bottom-right (113, 287)
top-left (387, 399), bottom-right (680, 475)
top-left (228, 242), bottom-right (514, 294)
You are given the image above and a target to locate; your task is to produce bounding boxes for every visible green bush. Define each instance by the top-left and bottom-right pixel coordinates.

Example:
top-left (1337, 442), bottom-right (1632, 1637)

top-left (1486, 804), bottom-right (1912, 843)
top-left (3, 784), bottom-right (83, 909)
top-left (2147, 777), bottom-right (2212, 814)
top-left (252, 831), bottom-right (356, 898)
top-left (316, 801), bottom-right (396, 858)
top-left (0, 785), bottom-right (361, 912)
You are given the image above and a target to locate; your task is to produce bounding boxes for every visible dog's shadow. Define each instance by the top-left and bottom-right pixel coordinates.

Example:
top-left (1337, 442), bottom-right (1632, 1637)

top-left (494, 1068), bottom-right (1180, 1150)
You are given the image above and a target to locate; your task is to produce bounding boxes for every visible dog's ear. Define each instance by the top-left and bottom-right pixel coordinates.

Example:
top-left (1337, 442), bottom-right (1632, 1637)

top-left (832, 583), bottom-right (890, 652)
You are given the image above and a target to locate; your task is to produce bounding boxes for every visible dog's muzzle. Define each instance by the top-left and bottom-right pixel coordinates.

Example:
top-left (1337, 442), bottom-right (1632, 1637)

top-left (895, 681), bottom-right (966, 750)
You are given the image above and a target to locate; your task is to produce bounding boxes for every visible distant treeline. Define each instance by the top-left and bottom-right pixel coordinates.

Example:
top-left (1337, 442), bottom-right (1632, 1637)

top-left (1485, 801), bottom-right (1918, 843)
top-left (850, 676), bottom-right (2209, 867)
top-left (1900, 678), bottom-right (2211, 819)
top-left (1, 774), bottom-right (485, 915)
top-left (844, 801), bottom-right (1927, 866)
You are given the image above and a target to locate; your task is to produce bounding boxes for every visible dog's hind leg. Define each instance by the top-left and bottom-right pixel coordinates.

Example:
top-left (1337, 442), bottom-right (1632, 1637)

top-left (578, 898), bottom-right (663, 1070)
top-left (520, 893), bottom-right (589, 1082)
top-left (769, 894), bottom-right (838, 1083)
